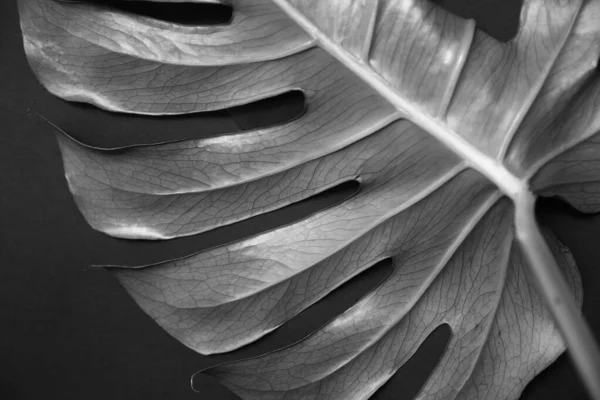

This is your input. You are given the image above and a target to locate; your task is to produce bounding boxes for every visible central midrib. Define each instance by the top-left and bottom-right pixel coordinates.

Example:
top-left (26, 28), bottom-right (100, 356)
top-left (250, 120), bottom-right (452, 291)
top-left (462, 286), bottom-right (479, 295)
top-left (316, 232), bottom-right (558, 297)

top-left (271, 0), bottom-right (527, 200)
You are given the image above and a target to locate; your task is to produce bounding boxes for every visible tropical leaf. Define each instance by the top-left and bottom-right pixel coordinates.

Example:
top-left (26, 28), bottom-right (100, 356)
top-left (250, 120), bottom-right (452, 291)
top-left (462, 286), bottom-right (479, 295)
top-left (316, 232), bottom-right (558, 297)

top-left (17, 0), bottom-right (600, 399)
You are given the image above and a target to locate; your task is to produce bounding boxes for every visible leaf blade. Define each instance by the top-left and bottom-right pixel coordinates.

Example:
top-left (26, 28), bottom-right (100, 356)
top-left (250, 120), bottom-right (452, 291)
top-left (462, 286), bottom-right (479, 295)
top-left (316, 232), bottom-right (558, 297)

top-left (19, 0), bottom-right (600, 398)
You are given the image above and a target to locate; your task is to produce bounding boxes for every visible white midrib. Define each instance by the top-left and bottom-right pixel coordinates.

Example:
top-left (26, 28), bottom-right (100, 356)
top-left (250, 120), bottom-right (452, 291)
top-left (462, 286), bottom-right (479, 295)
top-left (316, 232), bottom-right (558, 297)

top-left (271, 0), bottom-right (527, 201)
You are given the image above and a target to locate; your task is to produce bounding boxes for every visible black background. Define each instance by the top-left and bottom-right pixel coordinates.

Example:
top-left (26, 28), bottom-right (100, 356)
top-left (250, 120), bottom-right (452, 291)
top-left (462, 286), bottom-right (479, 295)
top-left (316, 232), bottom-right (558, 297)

top-left (1, 0), bottom-right (599, 399)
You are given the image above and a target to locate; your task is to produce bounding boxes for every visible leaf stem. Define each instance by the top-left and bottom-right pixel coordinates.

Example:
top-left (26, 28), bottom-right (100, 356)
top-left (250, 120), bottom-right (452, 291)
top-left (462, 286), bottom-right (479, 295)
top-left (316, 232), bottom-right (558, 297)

top-left (515, 191), bottom-right (600, 400)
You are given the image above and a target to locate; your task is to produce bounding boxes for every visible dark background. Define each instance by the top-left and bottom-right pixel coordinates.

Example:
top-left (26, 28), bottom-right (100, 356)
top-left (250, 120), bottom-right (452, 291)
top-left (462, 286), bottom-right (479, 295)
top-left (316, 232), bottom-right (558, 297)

top-left (1, 0), bottom-right (599, 399)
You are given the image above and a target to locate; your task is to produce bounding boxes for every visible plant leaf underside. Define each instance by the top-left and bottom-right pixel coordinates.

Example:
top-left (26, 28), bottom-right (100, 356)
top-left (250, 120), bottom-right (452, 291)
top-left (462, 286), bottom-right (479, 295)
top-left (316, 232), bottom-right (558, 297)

top-left (18, 0), bottom-right (600, 399)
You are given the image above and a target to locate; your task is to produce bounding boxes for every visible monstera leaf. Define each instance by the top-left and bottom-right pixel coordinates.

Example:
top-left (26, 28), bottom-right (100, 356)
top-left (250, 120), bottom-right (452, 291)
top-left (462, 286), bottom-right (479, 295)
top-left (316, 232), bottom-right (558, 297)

top-left (17, 0), bottom-right (600, 399)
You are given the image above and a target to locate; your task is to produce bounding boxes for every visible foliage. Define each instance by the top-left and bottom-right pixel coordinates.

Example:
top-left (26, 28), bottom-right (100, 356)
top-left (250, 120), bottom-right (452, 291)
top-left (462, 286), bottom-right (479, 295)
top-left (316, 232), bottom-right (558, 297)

top-left (18, 0), bottom-right (600, 399)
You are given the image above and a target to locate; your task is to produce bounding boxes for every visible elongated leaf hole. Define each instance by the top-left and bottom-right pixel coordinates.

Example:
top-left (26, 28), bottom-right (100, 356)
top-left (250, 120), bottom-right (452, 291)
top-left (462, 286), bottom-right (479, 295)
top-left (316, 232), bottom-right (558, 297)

top-left (57, 0), bottom-right (233, 26)
top-left (433, 0), bottom-right (522, 42)
top-left (372, 324), bottom-right (452, 400)
top-left (197, 258), bottom-right (394, 365)
top-left (537, 196), bottom-right (579, 217)
top-left (91, 180), bottom-right (360, 266)
top-left (228, 90), bottom-right (306, 132)
top-left (537, 196), bottom-right (588, 219)
top-left (38, 102), bottom-right (237, 148)
top-left (39, 90), bottom-right (305, 148)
